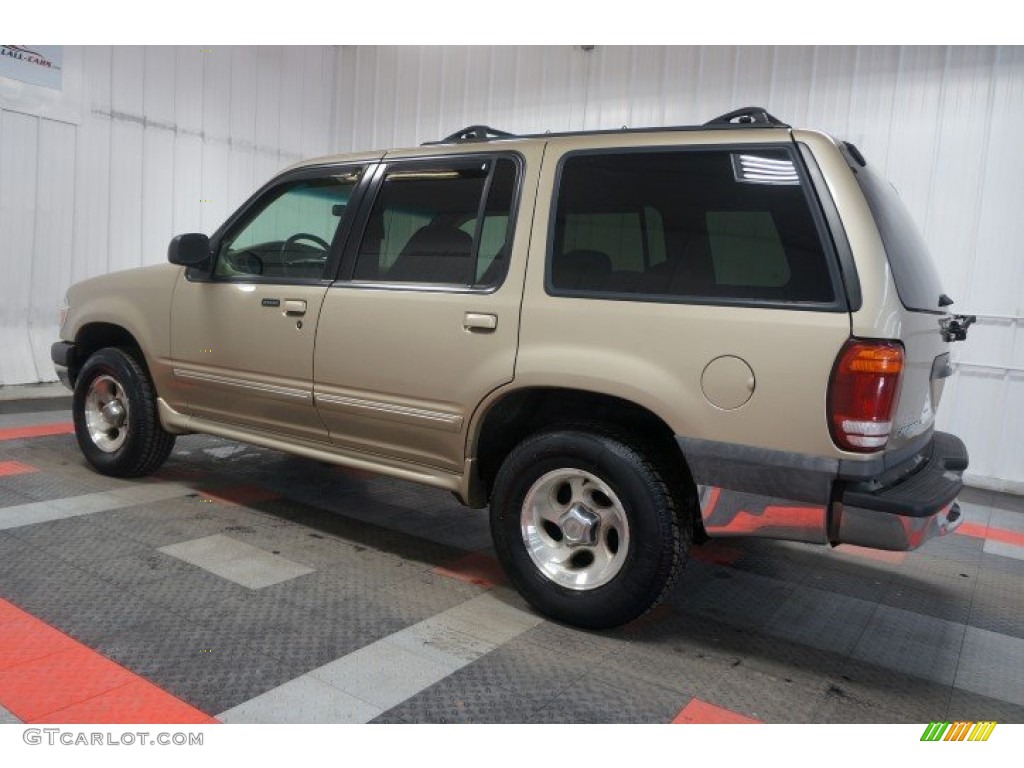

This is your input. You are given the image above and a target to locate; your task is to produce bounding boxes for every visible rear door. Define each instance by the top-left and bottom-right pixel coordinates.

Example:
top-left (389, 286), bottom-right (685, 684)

top-left (312, 145), bottom-right (543, 473)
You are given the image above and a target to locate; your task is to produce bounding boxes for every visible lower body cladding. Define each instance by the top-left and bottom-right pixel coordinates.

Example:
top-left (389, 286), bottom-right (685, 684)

top-left (683, 431), bottom-right (968, 552)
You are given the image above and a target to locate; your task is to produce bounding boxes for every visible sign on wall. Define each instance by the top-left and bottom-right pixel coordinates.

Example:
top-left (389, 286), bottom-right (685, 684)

top-left (0, 45), bottom-right (63, 91)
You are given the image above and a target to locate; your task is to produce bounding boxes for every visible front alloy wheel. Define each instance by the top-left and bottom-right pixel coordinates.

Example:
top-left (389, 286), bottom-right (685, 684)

top-left (73, 347), bottom-right (175, 477)
top-left (83, 374), bottom-right (131, 452)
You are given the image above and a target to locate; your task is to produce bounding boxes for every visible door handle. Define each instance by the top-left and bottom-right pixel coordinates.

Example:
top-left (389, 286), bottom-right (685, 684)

top-left (284, 300), bottom-right (307, 316)
top-left (464, 312), bottom-right (497, 332)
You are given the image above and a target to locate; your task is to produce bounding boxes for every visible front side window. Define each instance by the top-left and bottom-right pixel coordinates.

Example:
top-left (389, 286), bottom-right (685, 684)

top-left (216, 169), bottom-right (363, 281)
top-left (352, 157), bottom-right (517, 288)
top-left (549, 149), bottom-right (836, 305)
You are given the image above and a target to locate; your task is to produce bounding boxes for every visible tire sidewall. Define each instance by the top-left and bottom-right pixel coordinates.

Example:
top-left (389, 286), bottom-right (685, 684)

top-left (73, 348), bottom-right (149, 474)
top-left (491, 431), bottom-right (677, 628)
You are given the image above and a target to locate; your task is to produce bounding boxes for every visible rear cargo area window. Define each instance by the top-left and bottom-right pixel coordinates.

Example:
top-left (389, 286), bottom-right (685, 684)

top-left (549, 149), bottom-right (836, 305)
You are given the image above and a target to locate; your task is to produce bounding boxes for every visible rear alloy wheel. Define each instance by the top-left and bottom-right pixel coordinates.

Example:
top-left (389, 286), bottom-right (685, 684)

top-left (491, 429), bottom-right (686, 629)
top-left (73, 347), bottom-right (175, 477)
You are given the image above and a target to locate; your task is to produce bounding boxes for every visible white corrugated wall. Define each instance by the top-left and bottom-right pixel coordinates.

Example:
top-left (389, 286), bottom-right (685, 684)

top-left (334, 45), bottom-right (1023, 491)
top-left (1, 45), bottom-right (1020, 490)
top-left (0, 45), bottom-right (337, 386)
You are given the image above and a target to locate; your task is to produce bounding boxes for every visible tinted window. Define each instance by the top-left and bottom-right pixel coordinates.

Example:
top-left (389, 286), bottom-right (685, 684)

top-left (353, 157), bottom-right (517, 287)
top-left (549, 149), bottom-right (836, 305)
top-left (216, 170), bottom-right (362, 280)
top-left (855, 163), bottom-right (945, 312)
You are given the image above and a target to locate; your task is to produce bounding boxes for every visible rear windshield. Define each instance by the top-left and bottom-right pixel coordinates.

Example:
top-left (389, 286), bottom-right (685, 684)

top-left (854, 163), bottom-right (945, 312)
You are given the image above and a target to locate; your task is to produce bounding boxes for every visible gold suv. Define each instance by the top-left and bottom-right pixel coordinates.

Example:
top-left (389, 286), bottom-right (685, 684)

top-left (53, 107), bottom-right (975, 628)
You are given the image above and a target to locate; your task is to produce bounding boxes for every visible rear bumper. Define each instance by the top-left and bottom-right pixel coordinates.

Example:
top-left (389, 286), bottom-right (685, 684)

top-left (833, 431), bottom-right (968, 551)
top-left (680, 431), bottom-right (968, 552)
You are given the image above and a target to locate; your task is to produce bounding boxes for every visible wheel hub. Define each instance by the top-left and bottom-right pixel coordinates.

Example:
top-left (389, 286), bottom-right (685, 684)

top-left (101, 399), bottom-right (127, 428)
top-left (560, 503), bottom-right (600, 547)
top-left (520, 467), bottom-right (630, 591)
top-left (83, 374), bottom-right (130, 453)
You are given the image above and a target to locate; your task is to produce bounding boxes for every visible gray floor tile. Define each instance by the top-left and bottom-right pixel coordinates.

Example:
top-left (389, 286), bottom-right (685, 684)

top-left (76, 550), bottom-right (198, 588)
top-left (311, 639), bottom-right (462, 710)
top-left (680, 567), bottom-right (796, 631)
top-left (968, 569), bottom-right (1024, 639)
top-left (954, 626), bottom-right (1024, 707)
top-left (878, 573), bottom-right (976, 624)
top-left (983, 539), bottom-right (1024, 561)
top-left (541, 671), bottom-right (688, 723)
top-left (148, 647), bottom-right (308, 715)
top-left (946, 685), bottom-right (1024, 722)
top-left (0, 704), bottom-right (20, 724)
top-left (851, 605), bottom-right (966, 685)
top-left (92, 616), bottom-right (242, 677)
top-left (830, 656), bottom-right (954, 723)
top-left (763, 584), bottom-right (876, 655)
top-left (125, 568), bottom-right (254, 613)
top-left (218, 675), bottom-right (381, 724)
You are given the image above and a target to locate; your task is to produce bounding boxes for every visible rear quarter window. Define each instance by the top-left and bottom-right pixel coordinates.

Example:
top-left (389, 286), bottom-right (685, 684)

top-left (548, 148), bottom-right (840, 307)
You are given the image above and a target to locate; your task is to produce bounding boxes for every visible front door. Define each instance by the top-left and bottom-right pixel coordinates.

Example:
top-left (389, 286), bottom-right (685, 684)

top-left (313, 147), bottom-right (543, 473)
top-left (171, 165), bottom-right (368, 441)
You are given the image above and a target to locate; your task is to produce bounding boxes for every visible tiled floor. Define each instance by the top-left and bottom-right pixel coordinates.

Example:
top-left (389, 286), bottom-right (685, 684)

top-left (1, 401), bottom-right (1023, 724)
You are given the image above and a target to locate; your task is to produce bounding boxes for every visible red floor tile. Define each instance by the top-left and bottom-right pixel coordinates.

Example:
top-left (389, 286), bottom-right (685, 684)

top-left (0, 422), bottom-right (74, 441)
top-left (0, 617), bottom-right (75, 670)
top-left (672, 697), bottom-right (762, 724)
top-left (0, 460), bottom-right (39, 477)
top-left (34, 678), bottom-right (217, 724)
top-left (957, 522), bottom-right (1024, 549)
top-left (0, 648), bottom-right (138, 722)
top-left (0, 598), bottom-right (215, 724)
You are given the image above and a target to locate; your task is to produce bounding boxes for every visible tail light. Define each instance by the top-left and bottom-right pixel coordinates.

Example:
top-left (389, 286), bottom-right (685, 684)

top-left (828, 340), bottom-right (904, 453)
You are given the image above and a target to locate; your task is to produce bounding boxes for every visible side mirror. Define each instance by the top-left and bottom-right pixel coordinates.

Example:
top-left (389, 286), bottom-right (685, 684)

top-left (168, 233), bottom-right (211, 266)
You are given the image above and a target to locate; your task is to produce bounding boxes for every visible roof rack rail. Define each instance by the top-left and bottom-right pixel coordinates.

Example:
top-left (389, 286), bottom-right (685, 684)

top-left (425, 125), bottom-right (516, 145)
top-left (703, 107), bottom-right (789, 128)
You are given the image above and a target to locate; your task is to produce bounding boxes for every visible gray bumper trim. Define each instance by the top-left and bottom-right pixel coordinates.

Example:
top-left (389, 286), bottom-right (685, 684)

top-left (675, 436), bottom-right (837, 505)
top-left (676, 431), bottom-right (939, 507)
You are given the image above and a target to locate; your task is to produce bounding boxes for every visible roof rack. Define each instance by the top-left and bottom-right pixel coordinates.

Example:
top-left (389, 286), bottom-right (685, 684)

top-left (423, 107), bottom-right (789, 145)
top-left (425, 125), bottom-right (516, 145)
top-left (703, 106), bottom-right (789, 128)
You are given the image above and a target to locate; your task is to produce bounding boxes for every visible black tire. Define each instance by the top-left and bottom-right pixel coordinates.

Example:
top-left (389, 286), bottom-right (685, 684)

top-left (490, 429), bottom-right (687, 629)
top-left (72, 347), bottom-right (175, 477)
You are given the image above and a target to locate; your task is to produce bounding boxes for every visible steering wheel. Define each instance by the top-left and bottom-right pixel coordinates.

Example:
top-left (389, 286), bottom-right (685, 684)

top-left (281, 233), bottom-right (331, 277)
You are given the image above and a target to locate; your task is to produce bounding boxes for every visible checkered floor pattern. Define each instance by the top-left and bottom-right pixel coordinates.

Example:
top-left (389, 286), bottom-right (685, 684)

top-left (1, 399), bottom-right (1022, 724)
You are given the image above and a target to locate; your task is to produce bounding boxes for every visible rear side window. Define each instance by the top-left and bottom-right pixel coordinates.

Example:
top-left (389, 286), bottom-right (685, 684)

top-left (352, 157), bottom-right (517, 288)
top-left (854, 163), bottom-right (945, 312)
top-left (549, 149), bottom-right (837, 306)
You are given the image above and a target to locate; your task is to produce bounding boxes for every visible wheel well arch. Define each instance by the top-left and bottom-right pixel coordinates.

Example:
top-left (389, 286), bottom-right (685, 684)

top-left (71, 323), bottom-right (147, 383)
top-left (470, 387), bottom-right (700, 522)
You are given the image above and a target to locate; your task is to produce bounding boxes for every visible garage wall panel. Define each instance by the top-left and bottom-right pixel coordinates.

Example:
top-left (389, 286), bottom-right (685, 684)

top-left (0, 111), bottom-right (41, 384)
top-left (333, 44), bottom-right (1024, 490)
top-left (0, 45), bottom-right (338, 388)
top-left (29, 120), bottom-right (76, 375)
